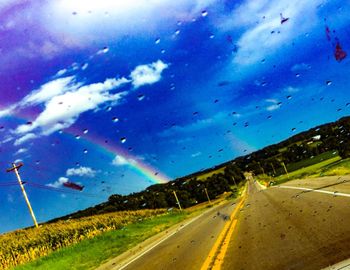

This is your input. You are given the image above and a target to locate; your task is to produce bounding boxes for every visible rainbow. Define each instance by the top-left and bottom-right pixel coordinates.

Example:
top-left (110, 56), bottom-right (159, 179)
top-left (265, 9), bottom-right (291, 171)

top-left (66, 130), bottom-right (170, 184)
top-left (3, 114), bottom-right (170, 185)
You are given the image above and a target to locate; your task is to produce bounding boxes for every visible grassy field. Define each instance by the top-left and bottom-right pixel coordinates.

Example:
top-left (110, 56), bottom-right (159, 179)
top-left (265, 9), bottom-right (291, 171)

top-left (1, 209), bottom-right (166, 270)
top-left (271, 151), bottom-right (338, 176)
top-left (319, 158), bottom-right (350, 176)
top-left (12, 196), bottom-right (229, 270)
top-left (257, 155), bottom-right (342, 186)
top-left (14, 211), bottom-right (187, 270)
top-left (275, 156), bottom-right (341, 183)
top-left (196, 167), bottom-right (226, 181)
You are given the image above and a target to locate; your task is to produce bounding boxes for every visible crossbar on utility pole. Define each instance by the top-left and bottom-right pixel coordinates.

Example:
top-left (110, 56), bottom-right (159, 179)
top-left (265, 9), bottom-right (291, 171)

top-left (173, 190), bottom-right (182, 211)
top-left (204, 188), bottom-right (211, 204)
top-left (7, 163), bottom-right (39, 228)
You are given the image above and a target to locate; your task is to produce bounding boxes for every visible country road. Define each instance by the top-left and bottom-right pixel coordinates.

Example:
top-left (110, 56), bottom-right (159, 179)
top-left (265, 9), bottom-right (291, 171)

top-left (99, 175), bottom-right (350, 270)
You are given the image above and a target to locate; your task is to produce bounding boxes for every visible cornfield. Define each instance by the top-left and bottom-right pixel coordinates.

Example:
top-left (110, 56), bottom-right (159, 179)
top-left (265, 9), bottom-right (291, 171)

top-left (0, 209), bottom-right (166, 270)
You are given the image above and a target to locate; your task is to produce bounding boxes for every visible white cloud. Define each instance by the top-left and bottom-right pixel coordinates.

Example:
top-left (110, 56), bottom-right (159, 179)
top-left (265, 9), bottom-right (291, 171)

top-left (55, 68), bottom-right (67, 77)
top-left (191, 152), bottom-right (202, 157)
top-left (232, 0), bottom-right (322, 65)
top-left (158, 116), bottom-right (218, 137)
top-left (14, 133), bottom-right (37, 146)
top-left (0, 77), bottom-right (77, 119)
top-left (15, 148), bottom-right (28, 155)
top-left (291, 63), bottom-right (310, 72)
top-left (47, 177), bottom-right (69, 188)
top-left (283, 86), bottom-right (300, 93)
top-left (13, 159), bottom-right (23, 164)
top-left (21, 76), bottom-right (78, 106)
top-left (130, 60), bottom-right (168, 88)
top-left (265, 99), bottom-right (281, 111)
top-left (112, 155), bottom-right (129, 166)
top-left (66, 166), bottom-right (96, 177)
top-left (3, 60), bottom-right (167, 145)
top-left (15, 77), bottom-right (129, 135)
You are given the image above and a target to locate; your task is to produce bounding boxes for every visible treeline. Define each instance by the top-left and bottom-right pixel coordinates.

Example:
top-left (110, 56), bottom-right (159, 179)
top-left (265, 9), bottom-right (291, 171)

top-left (51, 163), bottom-right (245, 221)
top-left (233, 116), bottom-right (350, 176)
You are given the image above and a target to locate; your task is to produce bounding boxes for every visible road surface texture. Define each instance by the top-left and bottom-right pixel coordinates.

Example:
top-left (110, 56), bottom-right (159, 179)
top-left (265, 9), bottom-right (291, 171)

top-left (98, 175), bottom-right (350, 270)
top-left (99, 198), bottom-right (241, 270)
top-left (222, 176), bottom-right (350, 270)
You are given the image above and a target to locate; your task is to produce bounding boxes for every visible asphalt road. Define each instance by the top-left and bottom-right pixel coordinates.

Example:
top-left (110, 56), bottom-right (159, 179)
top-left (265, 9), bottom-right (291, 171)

top-left (114, 199), bottom-right (241, 270)
top-left (222, 176), bottom-right (350, 270)
top-left (100, 175), bottom-right (350, 270)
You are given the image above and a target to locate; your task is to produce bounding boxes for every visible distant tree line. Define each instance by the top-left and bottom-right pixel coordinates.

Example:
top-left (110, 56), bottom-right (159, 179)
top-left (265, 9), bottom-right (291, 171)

top-left (232, 116), bottom-right (350, 176)
top-left (51, 163), bottom-right (245, 221)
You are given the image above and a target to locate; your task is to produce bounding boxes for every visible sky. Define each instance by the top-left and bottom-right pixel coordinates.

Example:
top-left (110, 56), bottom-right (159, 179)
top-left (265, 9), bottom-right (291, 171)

top-left (0, 0), bottom-right (350, 233)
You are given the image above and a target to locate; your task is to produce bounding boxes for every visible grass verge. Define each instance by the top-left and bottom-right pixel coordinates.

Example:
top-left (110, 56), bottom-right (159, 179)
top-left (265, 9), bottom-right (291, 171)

top-left (13, 211), bottom-right (188, 270)
top-left (13, 196), bottom-right (230, 270)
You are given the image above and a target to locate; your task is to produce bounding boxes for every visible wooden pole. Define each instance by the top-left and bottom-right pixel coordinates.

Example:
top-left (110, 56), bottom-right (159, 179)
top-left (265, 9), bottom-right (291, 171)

top-left (7, 163), bottom-right (39, 228)
top-left (204, 188), bottom-right (211, 204)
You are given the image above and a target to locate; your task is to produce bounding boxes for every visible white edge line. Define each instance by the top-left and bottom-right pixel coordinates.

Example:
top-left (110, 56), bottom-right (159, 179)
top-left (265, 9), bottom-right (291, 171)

top-left (278, 185), bottom-right (350, 198)
top-left (118, 207), bottom-right (216, 270)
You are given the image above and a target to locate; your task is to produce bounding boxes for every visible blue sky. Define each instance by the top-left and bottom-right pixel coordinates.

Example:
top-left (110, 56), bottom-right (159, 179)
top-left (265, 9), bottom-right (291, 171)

top-left (0, 0), bottom-right (349, 233)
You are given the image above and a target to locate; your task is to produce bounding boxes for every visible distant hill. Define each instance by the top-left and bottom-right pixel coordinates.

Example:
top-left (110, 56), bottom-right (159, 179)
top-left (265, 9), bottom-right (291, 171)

top-left (49, 116), bottom-right (350, 222)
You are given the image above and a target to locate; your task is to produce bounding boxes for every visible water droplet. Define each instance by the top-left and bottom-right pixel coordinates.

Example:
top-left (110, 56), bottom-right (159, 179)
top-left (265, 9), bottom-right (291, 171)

top-left (209, 34), bottom-right (215, 39)
top-left (83, 149), bottom-right (88, 154)
top-left (201, 10), bottom-right (208, 17)
top-left (138, 94), bottom-right (145, 101)
top-left (120, 137), bottom-right (127, 143)
top-left (112, 117), bottom-right (119, 123)
top-left (326, 80), bottom-right (332, 86)
top-left (75, 135), bottom-right (81, 140)
top-left (83, 129), bottom-right (88, 134)
top-left (175, 29), bottom-right (180, 35)
top-left (155, 38), bottom-right (160, 44)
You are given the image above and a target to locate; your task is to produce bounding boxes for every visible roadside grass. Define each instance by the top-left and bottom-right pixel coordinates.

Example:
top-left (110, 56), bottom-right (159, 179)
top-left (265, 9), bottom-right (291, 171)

top-left (274, 156), bottom-right (341, 184)
top-left (319, 158), bottom-right (350, 176)
top-left (272, 151), bottom-right (339, 176)
top-left (256, 156), bottom-right (342, 186)
top-left (284, 151), bottom-right (338, 173)
top-left (14, 211), bottom-right (187, 270)
top-left (13, 195), bottom-right (232, 270)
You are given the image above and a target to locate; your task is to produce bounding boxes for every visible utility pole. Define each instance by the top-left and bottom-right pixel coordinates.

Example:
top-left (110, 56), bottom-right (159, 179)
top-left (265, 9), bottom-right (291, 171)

top-left (172, 190), bottom-right (182, 211)
top-left (258, 162), bottom-right (265, 175)
top-left (281, 161), bottom-right (290, 179)
top-left (270, 163), bottom-right (276, 176)
top-left (7, 163), bottom-right (39, 228)
top-left (204, 188), bottom-right (211, 204)
top-left (231, 176), bottom-right (237, 187)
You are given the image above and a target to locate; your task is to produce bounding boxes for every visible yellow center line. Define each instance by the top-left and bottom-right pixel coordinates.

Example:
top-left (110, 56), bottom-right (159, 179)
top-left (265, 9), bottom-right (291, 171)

top-left (200, 193), bottom-right (246, 270)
